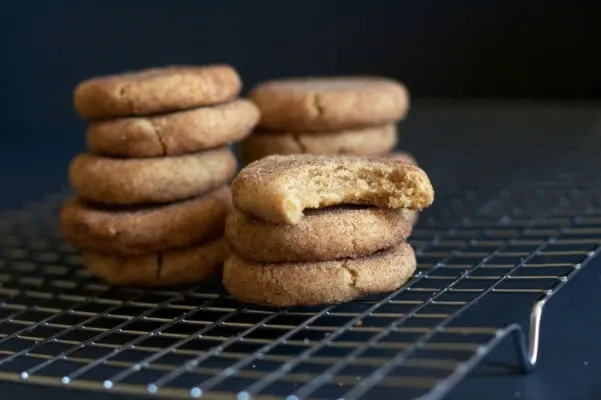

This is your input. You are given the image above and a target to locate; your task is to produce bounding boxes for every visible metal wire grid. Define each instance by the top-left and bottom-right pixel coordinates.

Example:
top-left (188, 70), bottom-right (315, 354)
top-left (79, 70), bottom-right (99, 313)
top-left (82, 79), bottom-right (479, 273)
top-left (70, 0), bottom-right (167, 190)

top-left (0, 169), bottom-right (598, 400)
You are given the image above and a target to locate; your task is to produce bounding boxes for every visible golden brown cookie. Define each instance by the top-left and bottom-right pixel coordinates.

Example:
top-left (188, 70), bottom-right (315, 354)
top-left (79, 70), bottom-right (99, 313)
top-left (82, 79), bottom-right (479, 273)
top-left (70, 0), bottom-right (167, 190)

top-left (223, 242), bottom-right (416, 307)
top-left (74, 65), bottom-right (241, 119)
top-left (226, 206), bottom-right (413, 262)
top-left (87, 99), bottom-right (260, 158)
top-left (69, 147), bottom-right (236, 205)
top-left (240, 125), bottom-right (397, 165)
top-left (249, 76), bottom-right (409, 131)
top-left (60, 186), bottom-right (231, 257)
top-left (82, 237), bottom-right (229, 287)
top-left (232, 154), bottom-right (434, 225)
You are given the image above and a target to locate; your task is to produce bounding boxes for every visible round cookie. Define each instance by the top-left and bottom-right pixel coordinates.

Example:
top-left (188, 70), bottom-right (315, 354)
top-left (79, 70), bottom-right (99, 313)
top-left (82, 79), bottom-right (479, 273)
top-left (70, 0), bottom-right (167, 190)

top-left (69, 147), bottom-right (236, 205)
top-left (82, 237), bottom-right (230, 287)
top-left (226, 206), bottom-right (413, 262)
top-left (249, 76), bottom-right (409, 131)
top-left (223, 242), bottom-right (416, 307)
top-left (87, 99), bottom-right (260, 158)
top-left (240, 125), bottom-right (397, 165)
top-left (231, 154), bottom-right (434, 225)
top-left (60, 186), bottom-right (231, 257)
top-left (74, 64), bottom-right (241, 119)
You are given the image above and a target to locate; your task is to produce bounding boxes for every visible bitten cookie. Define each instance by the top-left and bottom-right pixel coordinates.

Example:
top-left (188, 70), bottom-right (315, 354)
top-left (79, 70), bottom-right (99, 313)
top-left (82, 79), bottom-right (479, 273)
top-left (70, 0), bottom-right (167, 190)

top-left (232, 154), bottom-right (434, 225)
top-left (226, 206), bottom-right (413, 262)
top-left (69, 147), bottom-right (236, 205)
top-left (74, 64), bottom-right (241, 119)
top-left (240, 125), bottom-right (397, 165)
top-left (60, 186), bottom-right (231, 256)
top-left (223, 242), bottom-right (416, 307)
top-left (87, 99), bottom-right (260, 158)
top-left (249, 76), bottom-right (409, 131)
top-left (82, 237), bottom-right (230, 287)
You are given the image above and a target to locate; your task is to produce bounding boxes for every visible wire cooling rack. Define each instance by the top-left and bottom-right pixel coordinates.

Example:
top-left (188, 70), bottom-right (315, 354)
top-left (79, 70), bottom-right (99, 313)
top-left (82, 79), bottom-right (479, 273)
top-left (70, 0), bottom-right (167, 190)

top-left (0, 170), bottom-right (599, 400)
top-left (1, 114), bottom-right (601, 400)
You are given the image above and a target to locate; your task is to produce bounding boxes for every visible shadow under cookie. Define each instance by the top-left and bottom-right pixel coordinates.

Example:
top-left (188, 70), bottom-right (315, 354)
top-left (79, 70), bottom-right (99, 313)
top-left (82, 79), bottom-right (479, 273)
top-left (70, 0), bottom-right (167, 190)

top-left (82, 236), bottom-right (230, 287)
top-left (226, 206), bottom-right (413, 262)
top-left (223, 242), bottom-right (417, 307)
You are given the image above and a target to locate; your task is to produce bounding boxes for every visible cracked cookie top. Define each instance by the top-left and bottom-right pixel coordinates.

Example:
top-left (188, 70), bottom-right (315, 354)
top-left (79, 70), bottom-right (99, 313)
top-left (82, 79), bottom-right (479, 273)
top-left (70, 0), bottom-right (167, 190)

top-left (249, 76), bottom-right (409, 132)
top-left (82, 236), bottom-right (229, 287)
top-left (86, 99), bottom-right (259, 158)
top-left (73, 65), bottom-right (242, 120)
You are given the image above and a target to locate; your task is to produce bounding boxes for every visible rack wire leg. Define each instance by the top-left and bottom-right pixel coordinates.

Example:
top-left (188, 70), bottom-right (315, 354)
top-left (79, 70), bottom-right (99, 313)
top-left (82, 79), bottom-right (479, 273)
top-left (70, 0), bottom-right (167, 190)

top-left (511, 297), bottom-right (547, 374)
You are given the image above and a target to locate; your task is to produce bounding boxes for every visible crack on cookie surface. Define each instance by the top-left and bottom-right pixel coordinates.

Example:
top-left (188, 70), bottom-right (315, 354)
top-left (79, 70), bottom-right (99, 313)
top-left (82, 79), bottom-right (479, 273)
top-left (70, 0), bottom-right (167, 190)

top-left (147, 118), bottom-right (167, 156)
top-left (291, 133), bottom-right (308, 153)
top-left (310, 93), bottom-right (326, 119)
top-left (341, 261), bottom-right (359, 290)
top-left (348, 220), bottom-right (360, 253)
top-left (265, 264), bottom-right (288, 305)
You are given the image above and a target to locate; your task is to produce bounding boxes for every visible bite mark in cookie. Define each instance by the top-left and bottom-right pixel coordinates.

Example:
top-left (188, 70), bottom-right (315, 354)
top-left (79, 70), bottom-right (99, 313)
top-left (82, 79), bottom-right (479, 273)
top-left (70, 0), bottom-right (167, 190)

top-left (232, 154), bottom-right (434, 225)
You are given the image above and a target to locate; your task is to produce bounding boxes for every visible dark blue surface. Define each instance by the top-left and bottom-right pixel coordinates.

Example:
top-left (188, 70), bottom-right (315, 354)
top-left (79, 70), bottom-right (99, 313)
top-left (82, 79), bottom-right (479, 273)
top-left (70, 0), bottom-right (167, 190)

top-left (449, 254), bottom-right (601, 400)
top-left (2, 1), bottom-right (600, 398)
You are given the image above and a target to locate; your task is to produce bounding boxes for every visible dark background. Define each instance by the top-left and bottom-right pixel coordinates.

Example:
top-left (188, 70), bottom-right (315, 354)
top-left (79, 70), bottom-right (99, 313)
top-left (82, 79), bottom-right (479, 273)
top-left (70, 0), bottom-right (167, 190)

top-left (0, 0), bottom-right (599, 203)
top-left (0, 3), bottom-right (600, 399)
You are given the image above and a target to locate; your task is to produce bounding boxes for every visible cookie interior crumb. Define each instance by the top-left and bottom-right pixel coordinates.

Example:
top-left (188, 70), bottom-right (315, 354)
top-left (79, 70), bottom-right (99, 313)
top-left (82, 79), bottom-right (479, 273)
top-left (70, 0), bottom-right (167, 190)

top-left (284, 164), bottom-right (424, 223)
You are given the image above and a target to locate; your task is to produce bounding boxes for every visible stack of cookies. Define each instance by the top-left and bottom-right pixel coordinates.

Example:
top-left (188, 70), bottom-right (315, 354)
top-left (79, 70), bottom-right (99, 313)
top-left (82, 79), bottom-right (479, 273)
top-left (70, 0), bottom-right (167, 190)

top-left (223, 154), bottom-right (434, 307)
top-left (60, 65), bottom-right (260, 287)
top-left (239, 76), bottom-right (411, 165)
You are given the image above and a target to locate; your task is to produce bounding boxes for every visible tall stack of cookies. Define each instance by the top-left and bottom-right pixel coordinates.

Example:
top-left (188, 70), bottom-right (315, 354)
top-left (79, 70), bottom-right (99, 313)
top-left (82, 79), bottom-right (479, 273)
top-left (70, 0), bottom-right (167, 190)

top-left (239, 76), bottom-right (412, 165)
top-left (223, 154), bottom-right (434, 307)
top-left (60, 65), bottom-right (260, 287)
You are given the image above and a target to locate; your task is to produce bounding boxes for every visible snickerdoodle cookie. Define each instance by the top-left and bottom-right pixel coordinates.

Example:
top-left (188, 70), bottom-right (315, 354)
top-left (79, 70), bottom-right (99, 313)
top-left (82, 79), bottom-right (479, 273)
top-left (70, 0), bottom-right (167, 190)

top-left (226, 206), bottom-right (413, 262)
top-left (231, 154), bottom-right (434, 225)
top-left (87, 99), bottom-right (259, 157)
top-left (74, 65), bottom-right (241, 119)
top-left (82, 237), bottom-right (229, 287)
top-left (60, 186), bottom-right (231, 256)
top-left (223, 242), bottom-right (416, 307)
top-left (249, 76), bottom-right (409, 131)
top-left (69, 147), bottom-right (236, 205)
top-left (240, 125), bottom-right (397, 164)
